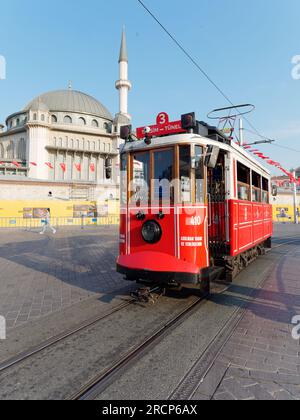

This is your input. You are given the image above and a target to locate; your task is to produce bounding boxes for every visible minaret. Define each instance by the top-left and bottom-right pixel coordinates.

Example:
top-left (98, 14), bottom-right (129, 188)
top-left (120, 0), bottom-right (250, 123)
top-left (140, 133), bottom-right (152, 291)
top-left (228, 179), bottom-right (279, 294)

top-left (115, 28), bottom-right (132, 123)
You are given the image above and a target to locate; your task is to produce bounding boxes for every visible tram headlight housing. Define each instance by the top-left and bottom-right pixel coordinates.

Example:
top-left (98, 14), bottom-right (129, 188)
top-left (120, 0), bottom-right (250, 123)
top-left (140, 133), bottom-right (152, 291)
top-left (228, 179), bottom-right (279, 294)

top-left (120, 125), bottom-right (133, 142)
top-left (181, 112), bottom-right (197, 131)
top-left (142, 221), bottom-right (162, 244)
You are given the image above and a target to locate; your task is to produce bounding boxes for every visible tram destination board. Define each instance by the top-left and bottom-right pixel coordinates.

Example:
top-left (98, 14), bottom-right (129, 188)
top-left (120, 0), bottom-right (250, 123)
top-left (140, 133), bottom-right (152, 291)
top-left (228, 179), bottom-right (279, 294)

top-left (136, 112), bottom-right (186, 139)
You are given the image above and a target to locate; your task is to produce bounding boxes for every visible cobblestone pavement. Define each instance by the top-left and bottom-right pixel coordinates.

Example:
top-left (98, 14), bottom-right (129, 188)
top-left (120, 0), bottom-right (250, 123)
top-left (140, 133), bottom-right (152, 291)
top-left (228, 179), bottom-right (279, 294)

top-left (204, 226), bottom-right (300, 400)
top-left (0, 227), bottom-right (125, 329)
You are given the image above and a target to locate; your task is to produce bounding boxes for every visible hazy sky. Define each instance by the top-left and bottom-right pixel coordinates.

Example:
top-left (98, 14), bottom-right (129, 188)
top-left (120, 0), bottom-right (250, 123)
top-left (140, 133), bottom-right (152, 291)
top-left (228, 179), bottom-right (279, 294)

top-left (1, 0), bottom-right (300, 174)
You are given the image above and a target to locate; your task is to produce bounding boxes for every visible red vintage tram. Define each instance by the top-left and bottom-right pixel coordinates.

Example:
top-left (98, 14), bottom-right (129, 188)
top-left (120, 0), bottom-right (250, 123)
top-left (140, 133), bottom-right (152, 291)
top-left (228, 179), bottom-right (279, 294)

top-left (117, 112), bottom-right (273, 293)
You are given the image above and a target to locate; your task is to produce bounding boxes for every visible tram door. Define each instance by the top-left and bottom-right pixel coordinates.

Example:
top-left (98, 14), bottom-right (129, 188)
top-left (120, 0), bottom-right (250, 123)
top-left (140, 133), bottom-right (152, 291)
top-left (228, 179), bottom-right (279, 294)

top-left (207, 151), bottom-right (227, 262)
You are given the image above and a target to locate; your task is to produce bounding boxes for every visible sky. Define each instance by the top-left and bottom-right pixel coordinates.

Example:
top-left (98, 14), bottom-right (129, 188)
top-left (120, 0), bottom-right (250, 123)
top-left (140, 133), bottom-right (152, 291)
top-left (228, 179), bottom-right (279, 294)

top-left (0, 0), bottom-right (300, 174)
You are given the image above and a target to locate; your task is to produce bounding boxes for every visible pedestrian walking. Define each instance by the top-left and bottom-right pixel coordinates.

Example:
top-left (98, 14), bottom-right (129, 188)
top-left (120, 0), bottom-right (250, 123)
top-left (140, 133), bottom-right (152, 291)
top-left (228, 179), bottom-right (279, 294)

top-left (40, 209), bottom-right (56, 235)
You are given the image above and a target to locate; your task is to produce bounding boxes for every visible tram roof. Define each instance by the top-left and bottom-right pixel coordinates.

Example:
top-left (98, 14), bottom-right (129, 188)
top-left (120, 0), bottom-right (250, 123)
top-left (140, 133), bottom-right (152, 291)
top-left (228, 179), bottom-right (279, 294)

top-left (121, 133), bottom-right (271, 178)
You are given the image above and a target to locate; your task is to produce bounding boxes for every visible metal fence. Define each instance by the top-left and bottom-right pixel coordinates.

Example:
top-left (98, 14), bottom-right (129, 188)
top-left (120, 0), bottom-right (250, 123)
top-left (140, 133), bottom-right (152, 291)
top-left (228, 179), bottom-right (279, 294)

top-left (0, 216), bottom-right (120, 229)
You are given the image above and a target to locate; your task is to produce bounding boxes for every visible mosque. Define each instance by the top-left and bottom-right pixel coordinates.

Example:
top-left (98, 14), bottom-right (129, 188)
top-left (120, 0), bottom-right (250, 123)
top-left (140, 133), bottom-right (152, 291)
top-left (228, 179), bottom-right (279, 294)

top-left (0, 30), bottom-right (131, 193)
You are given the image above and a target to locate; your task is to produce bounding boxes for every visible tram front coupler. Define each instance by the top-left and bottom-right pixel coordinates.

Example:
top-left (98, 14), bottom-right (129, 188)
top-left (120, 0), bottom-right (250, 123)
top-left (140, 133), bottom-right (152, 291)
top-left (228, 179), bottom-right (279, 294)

top-left (130, 286), bottom-right (165, 304)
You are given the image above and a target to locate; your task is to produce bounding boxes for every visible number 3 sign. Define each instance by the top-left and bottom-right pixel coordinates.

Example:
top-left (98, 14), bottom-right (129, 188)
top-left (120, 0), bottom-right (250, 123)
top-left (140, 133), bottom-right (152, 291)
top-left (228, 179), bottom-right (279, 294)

top-left (156, 112), bottom-right (169, 126)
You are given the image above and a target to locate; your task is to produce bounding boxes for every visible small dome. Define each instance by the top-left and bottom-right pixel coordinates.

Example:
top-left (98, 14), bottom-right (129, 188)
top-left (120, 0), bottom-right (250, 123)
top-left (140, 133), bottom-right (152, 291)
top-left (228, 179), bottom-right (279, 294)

top-left (24, 90), bottom-right (113, 121)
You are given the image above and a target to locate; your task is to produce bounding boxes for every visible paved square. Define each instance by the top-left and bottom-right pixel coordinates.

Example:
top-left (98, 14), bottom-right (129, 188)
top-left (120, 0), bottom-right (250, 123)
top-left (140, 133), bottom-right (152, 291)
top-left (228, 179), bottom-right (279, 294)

top-left (211, 227), bottom-right (300, 400)
top-left (0, 227), bottom-right (125, 329)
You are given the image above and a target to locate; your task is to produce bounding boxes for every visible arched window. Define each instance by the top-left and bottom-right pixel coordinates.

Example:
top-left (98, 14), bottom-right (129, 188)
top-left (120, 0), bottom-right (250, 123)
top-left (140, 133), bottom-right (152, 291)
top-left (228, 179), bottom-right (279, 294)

top-left (33, 113), bottom-right (37, 121)
top-left (17, 139), bottom-right (26, 160)
top-left (104, 122), bottom-right (112, 133)
top-left (41, 114), bottom-right (45, 122)
top-left (69, 139), bottom-right (74, 149)
top-left (16, 118), bottom-right (20, 126)
top-left (78, 117), bottom-right (86, 126)
top-left (64, 115), bottom-right (72, 124)
top-left (51, 115), bottom-right (57, 124)
top-left (92, 119), bottom-right (99, 128)
top-left (0, 143), bottom-right (4, 158)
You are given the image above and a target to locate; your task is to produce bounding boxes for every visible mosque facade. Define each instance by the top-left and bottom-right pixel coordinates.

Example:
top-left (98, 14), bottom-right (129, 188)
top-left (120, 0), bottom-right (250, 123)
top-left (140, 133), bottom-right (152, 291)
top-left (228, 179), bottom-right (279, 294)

top-left (0, 30), bottom-right (131, 193)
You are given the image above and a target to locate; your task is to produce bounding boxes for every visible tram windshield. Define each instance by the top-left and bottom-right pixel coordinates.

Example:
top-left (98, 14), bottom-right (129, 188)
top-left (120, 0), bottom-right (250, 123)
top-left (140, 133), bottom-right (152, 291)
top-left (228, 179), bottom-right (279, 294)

top-left (129, 145), bottom-right (205, 207)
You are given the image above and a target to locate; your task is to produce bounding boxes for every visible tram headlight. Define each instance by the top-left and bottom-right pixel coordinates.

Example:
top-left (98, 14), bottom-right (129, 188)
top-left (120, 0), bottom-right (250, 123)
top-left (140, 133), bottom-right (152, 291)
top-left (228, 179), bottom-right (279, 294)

top-left (120, 125), bottom-right (133, 142)
top-left (181, 112), bottom-right (197, 130)
top-left (142, 221), bottom-right (162, 244)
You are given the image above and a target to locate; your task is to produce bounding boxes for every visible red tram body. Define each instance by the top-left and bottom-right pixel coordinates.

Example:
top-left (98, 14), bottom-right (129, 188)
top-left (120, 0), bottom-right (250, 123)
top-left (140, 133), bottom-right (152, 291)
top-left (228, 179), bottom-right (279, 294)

top-left (117, 113), bottom-right (273, 292)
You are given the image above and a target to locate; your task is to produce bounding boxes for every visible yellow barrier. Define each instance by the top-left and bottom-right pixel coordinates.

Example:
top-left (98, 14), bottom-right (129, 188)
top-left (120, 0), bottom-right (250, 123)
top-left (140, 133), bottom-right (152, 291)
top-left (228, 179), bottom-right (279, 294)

top-left (0, 216), bottom-right (120, 229)
top-left (0, 200), bottom-right (120, 228)
top-left (272, 205), bottom-right (299, 223)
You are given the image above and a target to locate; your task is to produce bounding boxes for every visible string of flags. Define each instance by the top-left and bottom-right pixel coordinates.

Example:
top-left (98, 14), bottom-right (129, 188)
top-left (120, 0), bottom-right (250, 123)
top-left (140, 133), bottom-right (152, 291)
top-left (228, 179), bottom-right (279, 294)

top-left (0, 161), bottom-right (97, 173)
top-left (239, 143), bottom-right (300, 185)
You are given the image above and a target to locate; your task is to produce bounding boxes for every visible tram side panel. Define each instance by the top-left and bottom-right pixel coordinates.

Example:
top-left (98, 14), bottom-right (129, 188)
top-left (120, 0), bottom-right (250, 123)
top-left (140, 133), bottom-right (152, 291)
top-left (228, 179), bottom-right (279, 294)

top-left (229, 200), bottom-right (273, 257)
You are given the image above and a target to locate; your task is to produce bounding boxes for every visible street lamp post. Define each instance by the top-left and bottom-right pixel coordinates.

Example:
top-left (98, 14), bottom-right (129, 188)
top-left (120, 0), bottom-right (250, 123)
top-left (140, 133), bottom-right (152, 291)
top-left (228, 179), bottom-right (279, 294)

top-left (293, 170), bottom-right (299, 225)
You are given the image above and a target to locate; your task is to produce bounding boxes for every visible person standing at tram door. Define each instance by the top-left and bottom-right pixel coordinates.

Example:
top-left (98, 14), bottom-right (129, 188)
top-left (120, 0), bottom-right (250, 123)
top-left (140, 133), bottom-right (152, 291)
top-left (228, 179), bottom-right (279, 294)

top-left (40, 209), bottom-right (56, 235)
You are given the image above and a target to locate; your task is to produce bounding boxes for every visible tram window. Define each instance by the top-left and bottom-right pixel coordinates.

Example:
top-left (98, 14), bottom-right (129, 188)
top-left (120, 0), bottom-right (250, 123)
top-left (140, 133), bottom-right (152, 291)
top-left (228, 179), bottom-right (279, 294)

top-left (179, 145), bottom-right (191, 204)
top-left (132, 152), bottom-right (150, 206)
top-left (153, 149), bottom-right (174, 204)
top-left (120, 153), bottom-right (127, 205)
top-left (195, 146), bottom-right (205, 203)
top-left (252, 171), bottom-right (262, 202)
top-left (262, 177), bottom-right (269, 203)
top-left (237, 162), bottom-right (250, 201)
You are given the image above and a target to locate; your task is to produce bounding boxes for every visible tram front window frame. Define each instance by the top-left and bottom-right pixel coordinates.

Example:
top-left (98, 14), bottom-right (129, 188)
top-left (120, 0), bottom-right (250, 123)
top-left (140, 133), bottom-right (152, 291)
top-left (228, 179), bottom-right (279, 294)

top-left (128, 144), bottom-right (206, 208)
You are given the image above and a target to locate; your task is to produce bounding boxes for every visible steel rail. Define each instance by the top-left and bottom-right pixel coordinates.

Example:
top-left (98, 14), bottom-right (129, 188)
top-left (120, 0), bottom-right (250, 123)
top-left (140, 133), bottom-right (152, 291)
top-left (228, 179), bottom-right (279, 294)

top-left (169, 241), bottom-right (298, 400)
top-left (68, 295), bottom-right (206, 400)
top-left (0, 299), bottom-right (135, 373)
top-left (69, 239), bottom-right (297, 401)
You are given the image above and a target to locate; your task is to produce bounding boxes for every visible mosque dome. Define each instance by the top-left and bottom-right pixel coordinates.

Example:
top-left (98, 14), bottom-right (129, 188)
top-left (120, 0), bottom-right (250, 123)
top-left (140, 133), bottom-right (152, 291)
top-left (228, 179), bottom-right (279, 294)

top-left (23, 90), bottom-right (113, 121)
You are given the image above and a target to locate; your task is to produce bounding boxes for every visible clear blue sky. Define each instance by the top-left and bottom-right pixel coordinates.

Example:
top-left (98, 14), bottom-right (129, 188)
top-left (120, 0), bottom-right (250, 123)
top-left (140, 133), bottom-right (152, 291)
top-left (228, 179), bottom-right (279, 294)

top-left (1, 0), bottom-right (300, 173)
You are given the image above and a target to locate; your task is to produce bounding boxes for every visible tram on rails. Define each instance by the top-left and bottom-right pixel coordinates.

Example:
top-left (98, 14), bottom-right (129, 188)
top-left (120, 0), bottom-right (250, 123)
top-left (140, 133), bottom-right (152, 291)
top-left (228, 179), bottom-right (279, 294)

top-left (116, 112), bottom-right (274, 293)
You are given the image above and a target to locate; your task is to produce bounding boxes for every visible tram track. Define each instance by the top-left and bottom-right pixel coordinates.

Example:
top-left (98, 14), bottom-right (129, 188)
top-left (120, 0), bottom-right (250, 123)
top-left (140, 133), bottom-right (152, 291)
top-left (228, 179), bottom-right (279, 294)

top-left (68, 295), bottom-right (206, 400)
top-left (0, 238), bottom-right (295, 399)
top-left (0, 297), bottom-right (136, 374)
top-left (169, 272), bottom-right (271, 400)
top-left (68, 238), bottom-right (296, 401)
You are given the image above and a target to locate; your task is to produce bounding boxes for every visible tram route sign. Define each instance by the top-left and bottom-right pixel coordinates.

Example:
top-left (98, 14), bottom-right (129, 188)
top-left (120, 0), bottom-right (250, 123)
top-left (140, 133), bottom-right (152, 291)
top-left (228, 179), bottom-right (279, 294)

top-left (136, 112), bottom-right (186, 139)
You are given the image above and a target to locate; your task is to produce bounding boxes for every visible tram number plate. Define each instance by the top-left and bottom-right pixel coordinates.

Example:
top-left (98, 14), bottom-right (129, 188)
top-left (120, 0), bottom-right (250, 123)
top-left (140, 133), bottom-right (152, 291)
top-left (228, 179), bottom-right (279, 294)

top-left (189, 216), bottom-right (202, 226)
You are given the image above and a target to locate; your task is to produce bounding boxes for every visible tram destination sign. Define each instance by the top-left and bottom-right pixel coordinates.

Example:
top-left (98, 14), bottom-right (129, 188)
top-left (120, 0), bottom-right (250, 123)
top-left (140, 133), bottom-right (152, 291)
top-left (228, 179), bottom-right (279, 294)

top-left (136, 112), bottom-right (187, 139)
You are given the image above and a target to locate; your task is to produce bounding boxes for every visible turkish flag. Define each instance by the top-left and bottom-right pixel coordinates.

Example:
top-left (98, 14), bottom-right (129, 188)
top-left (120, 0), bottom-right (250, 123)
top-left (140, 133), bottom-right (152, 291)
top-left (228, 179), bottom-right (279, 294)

top-left (30, 162), bottom-right (37, 167)
top-left (60, 163), bottom-right (66, 173)
top-left (75, 163), bottom-right (81, 172)
top-left (12, 161), bottom-right (21, 168)
top-left (45, 162), bottom-right (54, 170)
top-left (90, 163), bottom-right (95, 173)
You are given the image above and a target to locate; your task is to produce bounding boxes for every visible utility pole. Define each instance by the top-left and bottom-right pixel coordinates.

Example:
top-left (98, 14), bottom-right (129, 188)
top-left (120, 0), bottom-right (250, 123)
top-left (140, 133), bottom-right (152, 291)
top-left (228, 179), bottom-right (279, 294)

top-left (293, 170), bottom-right (299, 225)
top-left (239, 118), bottom-right (244, 146)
